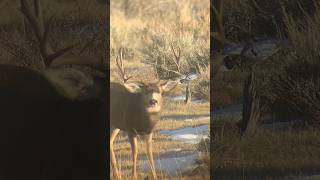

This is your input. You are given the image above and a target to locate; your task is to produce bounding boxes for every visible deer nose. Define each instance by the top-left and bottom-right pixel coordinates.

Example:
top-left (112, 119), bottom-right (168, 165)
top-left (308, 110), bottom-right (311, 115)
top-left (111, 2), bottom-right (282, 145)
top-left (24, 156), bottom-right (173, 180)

top-left (149, 99), bottom-right (158, 106)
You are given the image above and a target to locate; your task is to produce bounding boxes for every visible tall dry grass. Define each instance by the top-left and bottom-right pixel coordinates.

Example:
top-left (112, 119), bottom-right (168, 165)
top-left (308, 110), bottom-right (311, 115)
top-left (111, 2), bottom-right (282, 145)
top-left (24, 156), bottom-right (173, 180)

top-left (213, 1), bottom-right (320, 179)
top-left (267, 2), bottom-right (320, 126)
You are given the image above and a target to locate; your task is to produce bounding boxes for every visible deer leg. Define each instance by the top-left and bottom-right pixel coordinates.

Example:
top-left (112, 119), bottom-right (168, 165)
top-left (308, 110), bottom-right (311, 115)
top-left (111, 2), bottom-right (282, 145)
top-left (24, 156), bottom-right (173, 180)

top-left (110, 128), bottom-right (121, 179)
top-left (128, 133), bottom-right (138, 179)
top-left (146, 133), bottom-right (157, 180)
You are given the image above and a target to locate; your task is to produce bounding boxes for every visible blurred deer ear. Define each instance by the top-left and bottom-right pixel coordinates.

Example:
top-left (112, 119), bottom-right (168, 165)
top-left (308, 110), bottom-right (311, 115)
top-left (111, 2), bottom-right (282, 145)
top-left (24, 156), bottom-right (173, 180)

top-left (160, 80), bottom-right (179, 92)
top-left (44, 67), bottom-right (97, 100)
top-left (124, 82), bottom-right (143, 93)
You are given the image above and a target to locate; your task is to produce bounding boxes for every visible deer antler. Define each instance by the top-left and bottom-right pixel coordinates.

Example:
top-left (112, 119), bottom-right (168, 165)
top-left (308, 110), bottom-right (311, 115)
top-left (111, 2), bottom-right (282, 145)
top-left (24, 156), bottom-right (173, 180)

top-left (20, 0), bottom-right (79, 67)
top-left (115, 47), bottom-right (133, 83)
top-left (19, 0), bottom-right (106, 73)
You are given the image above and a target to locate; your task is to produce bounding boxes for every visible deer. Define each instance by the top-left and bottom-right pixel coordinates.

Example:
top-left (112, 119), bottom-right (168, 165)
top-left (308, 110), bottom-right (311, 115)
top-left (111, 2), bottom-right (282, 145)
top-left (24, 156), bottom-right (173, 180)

top-left (0, 0), bottom-right (106, 180)
top-left (110, 48), bottom-right (179, 180)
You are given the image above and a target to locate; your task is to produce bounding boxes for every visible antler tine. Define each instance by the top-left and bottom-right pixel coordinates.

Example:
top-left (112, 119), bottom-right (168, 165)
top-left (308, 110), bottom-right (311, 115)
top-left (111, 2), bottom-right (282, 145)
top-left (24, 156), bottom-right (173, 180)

top-left (21, 0), bottom-right (45, 48)
top-left (20, 0), bottom-right (77, 67)
top-left (115, 47), bottom-right (133, 83)
top-left (115, 47), bottom-right (124, 82)
top-left (119, 47), bottom-right (125, 74)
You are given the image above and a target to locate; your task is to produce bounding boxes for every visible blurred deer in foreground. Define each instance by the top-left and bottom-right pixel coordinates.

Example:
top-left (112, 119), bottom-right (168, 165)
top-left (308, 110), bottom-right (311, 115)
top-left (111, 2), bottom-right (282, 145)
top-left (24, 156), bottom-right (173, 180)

top-left (110, 48), bottom-right (178, 180)
top-left (0, 1), bottom-right (106, 179)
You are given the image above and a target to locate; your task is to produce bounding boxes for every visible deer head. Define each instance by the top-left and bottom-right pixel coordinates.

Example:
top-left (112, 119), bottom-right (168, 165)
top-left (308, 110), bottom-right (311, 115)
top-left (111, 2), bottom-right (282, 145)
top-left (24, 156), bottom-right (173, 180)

top-left (124, 80), bottom-right (178, 113)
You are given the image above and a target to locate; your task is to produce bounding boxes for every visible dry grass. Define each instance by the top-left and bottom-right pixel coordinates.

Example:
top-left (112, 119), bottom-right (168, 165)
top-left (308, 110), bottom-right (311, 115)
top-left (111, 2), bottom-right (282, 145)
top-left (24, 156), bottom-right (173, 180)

top-left (213, 119), bottom-right (320, 180)
top-left (110, 0), bottom-right (210, 97)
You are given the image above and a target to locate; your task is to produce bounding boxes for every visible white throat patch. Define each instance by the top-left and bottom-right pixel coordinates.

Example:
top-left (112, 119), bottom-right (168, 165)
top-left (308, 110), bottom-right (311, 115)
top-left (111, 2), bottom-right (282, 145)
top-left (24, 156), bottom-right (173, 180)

top-left (146, 92), bottom-right (162, 113)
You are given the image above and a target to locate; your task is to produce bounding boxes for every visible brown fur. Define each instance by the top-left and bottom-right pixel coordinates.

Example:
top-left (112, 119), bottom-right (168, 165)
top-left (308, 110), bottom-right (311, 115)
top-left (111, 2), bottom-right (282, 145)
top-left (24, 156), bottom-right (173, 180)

top-left (110, 82), bottom-right (159, 135)
top-left (110, 80), bottom-right (177, 180)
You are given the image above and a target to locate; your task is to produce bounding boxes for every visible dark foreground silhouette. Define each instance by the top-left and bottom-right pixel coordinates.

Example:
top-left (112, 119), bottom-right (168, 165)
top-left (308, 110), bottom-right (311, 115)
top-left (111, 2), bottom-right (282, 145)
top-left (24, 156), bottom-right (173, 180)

top-left (0, 65), bottom-right (107, 180)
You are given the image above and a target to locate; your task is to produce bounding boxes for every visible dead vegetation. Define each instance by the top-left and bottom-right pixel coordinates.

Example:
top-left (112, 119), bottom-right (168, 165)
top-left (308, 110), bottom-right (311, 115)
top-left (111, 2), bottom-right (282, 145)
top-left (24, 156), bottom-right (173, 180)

top-left (213, 0), bottom-right (320, 179)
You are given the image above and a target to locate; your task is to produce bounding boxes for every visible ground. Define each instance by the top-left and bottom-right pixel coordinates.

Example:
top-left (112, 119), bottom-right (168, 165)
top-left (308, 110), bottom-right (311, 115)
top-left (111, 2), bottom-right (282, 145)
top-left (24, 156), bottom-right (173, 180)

top-left (212, 104), bottom-right (320, 180)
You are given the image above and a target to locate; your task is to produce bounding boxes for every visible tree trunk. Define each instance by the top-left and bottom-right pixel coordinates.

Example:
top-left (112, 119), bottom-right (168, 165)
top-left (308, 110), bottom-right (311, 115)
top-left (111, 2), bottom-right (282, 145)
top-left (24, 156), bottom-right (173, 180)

top-left (241, 70), bottom-right (261, 136)
top-left (185, 82), bottom-right (192, 104)
top-left (123, 0), bottom-right (129, 17)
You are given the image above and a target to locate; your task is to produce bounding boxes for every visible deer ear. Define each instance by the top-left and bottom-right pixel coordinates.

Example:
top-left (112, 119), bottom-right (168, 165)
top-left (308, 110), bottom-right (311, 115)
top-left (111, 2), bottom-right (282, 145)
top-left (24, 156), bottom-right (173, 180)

top-left (124, 82), bottom-right (143, 93)
top-left (160, 80), bottom-right (178, 92)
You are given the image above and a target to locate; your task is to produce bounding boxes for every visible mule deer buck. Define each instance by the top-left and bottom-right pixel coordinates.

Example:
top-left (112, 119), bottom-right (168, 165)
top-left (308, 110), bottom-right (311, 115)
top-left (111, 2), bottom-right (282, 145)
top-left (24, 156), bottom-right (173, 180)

top-left (110, 48), bottom-right (178, 179)
top-left (0, 1), bottom-right (106, 179)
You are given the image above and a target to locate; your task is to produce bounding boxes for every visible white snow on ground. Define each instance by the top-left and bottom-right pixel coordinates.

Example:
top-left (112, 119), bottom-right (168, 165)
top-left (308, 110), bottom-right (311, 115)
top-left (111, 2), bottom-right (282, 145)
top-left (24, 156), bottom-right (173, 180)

top-left (141, 153), bottom-right (199, 176)
top-left (159, 125), bottom-right (209, 144)
top-left (184, 116), bottom-right (210, 121)
top-left (147, 124), bottom-right (209, 174)
top-left (170, 95), bottom-right (206, 103)
top-left (164, 115), bottom-right (209, 122)
top-left (171, 95), bottom-right (186, 101)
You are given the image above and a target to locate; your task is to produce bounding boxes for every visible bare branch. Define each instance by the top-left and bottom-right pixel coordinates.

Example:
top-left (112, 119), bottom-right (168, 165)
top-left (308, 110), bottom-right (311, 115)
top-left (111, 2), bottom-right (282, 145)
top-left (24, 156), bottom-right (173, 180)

top-left (142, 60), bottom-right (183, 77)
top-left (169, 43), bottom-right (181, 72)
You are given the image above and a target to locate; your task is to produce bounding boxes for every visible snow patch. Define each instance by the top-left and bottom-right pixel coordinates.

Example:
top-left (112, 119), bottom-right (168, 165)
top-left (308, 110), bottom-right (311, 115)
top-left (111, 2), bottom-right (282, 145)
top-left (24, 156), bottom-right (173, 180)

top-left (170, 95), bottom-right (206, 103)
top-left (140, 154), bottom-right (199, 175)
top-left (171, 95), bottom-right (186, 101)
top-left (159, 125), bottom-right (209, 144)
